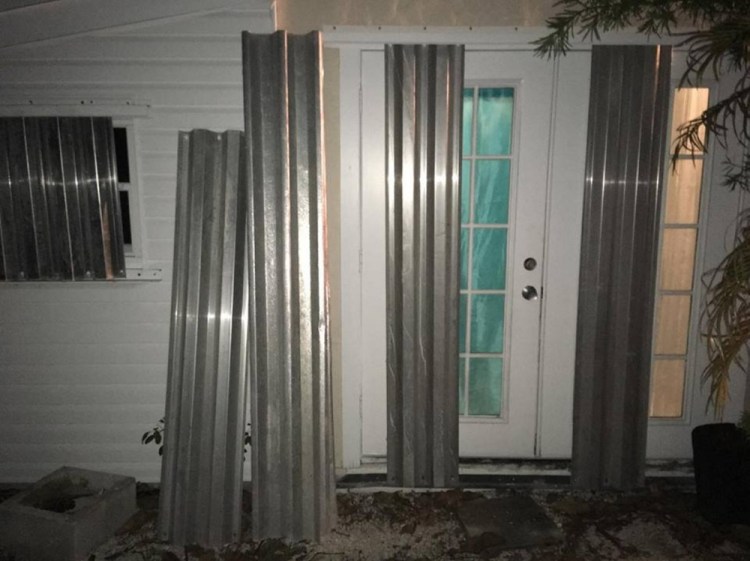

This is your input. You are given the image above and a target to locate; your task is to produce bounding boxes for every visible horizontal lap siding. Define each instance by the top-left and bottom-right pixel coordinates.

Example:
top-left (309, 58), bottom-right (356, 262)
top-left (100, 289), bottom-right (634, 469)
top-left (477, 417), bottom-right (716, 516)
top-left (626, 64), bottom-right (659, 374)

top-left (0, 8), bottom-right (272, 483)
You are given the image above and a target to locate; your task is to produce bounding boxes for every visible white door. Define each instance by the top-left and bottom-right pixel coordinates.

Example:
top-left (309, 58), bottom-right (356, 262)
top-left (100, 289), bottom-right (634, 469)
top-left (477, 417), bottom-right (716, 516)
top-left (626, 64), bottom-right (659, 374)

top-left (357, 48), bottom-right (589, 459)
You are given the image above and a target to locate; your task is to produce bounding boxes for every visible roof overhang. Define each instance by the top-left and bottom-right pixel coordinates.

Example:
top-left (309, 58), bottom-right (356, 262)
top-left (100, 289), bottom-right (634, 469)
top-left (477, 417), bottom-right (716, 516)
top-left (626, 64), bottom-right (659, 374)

top-left (0, 0), bottom-right (275, 51)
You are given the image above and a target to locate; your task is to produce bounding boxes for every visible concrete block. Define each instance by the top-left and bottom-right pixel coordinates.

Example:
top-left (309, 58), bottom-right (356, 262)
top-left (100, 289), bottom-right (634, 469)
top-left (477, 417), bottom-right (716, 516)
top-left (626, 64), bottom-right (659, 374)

top-left (0, 466), bottom-right (137, 561)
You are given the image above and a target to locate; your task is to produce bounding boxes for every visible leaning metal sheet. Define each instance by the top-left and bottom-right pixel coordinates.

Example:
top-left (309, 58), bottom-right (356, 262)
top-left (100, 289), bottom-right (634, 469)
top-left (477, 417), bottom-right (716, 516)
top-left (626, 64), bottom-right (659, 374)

top-left (385, 43), bottom-right (463, 489)
top-left (159, 129), bottom-right (249, 546)
top-left (242, 30), bottom-right (336, 541)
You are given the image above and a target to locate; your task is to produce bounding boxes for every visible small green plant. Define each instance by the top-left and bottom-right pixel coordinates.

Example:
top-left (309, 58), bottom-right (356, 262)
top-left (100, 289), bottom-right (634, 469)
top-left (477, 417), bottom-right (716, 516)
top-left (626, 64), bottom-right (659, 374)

top-left (141, 418), bottom-right (165, 454)
top-left (142, 418), bottom-right (251, 456)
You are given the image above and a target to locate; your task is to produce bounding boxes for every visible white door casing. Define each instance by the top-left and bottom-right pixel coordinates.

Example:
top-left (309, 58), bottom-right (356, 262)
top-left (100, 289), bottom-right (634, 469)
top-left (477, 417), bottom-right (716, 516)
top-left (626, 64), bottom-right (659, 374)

top-left (340, 43), bottom-right (590, 464)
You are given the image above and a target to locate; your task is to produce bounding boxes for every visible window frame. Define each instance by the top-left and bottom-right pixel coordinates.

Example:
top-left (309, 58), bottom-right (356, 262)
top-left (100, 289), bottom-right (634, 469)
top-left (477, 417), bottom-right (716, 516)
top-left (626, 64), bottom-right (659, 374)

top-left (648, 83), bottom-right (718, 425)
top-left (112, 119), bottom-right (144, 268)
top-left (459, 81), bottom-right (520, 421)
top-left (0, 100), bottom-right (152, 280)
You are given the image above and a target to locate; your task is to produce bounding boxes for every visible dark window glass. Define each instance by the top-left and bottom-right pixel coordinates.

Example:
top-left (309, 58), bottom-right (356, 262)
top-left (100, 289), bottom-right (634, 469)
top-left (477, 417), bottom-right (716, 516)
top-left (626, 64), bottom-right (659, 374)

top-left (119, 190), bottom-right (132, 246)
top-left (113, 127), bottom-right (130, 183)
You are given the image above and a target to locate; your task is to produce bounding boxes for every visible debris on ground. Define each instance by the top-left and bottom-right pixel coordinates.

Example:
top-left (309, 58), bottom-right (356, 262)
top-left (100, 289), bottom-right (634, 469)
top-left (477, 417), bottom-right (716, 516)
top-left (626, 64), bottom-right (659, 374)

top-left (2, 483), bottom-right (750, 560)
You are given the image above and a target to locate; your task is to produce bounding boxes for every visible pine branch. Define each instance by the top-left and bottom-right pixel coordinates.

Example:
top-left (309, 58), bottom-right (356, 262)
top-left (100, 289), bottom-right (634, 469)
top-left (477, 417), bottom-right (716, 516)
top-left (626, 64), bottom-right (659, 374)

top-left (673, 83), bottom-right (750, 158)
top-left (723, 155), bottom-right (750, 191)
top-left (678, 18), bottom-right (750, 83)
top-left (701, 213), bottom-right (750, 418)
top-left (534, 0), bottom-right (749, 59)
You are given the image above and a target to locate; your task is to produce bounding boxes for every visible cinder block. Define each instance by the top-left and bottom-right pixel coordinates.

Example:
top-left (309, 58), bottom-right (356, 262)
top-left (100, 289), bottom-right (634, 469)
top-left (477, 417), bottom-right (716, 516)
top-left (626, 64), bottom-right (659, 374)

top-left (0, 466), bottom-right (137, 561)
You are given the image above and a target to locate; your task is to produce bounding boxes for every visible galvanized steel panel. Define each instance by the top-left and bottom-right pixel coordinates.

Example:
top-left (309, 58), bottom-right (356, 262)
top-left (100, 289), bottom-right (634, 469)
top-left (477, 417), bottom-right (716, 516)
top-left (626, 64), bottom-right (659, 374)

top-left (0, 117), bottom-right (125, 280)
top-left (242, 30), bottom-right (336, 541)
top-left (159, 129), bottom-right (249, 546)
top-left (385, 44), bottom-right (463, 488)
top-left (572, 45), bottom-right (671, 490)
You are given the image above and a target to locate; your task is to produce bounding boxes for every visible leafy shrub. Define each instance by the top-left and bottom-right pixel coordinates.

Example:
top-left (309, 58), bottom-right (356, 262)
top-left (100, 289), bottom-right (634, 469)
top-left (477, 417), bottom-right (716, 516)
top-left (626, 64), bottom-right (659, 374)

top-left (142, 418), bottom-right (251, 456)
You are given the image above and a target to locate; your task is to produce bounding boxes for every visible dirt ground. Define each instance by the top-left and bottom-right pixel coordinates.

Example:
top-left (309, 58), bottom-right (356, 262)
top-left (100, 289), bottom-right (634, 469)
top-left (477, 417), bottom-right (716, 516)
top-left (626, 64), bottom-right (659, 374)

top-left (3, 483), bottom-right (750, 560)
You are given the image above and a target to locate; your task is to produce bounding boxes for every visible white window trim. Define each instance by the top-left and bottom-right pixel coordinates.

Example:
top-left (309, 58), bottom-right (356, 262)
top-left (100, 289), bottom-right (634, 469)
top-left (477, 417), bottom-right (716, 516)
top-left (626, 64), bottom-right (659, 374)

top-left (112, 119), bottom-right (144, 268)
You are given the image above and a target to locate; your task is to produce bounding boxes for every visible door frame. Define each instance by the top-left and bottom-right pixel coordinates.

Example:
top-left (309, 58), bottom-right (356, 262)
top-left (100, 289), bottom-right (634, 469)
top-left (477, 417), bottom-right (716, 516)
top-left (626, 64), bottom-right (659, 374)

top-left (329, 27), bottom-right (684, 470)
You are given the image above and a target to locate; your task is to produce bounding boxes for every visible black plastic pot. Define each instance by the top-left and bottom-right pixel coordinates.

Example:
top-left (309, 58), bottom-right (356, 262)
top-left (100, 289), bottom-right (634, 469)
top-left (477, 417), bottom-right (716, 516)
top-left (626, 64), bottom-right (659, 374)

top-left (692, 423), bottom-right (750, 524)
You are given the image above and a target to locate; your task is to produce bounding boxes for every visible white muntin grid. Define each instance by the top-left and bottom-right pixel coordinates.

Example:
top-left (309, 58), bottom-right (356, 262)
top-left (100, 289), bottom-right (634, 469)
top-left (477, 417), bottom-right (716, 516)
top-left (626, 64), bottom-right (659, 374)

top-left (460, 84), bottom-right (516, 419)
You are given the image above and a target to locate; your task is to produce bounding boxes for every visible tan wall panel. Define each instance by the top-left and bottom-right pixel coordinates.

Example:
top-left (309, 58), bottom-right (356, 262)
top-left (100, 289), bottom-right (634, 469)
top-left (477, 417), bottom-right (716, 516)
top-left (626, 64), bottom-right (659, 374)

top-left (323, 48), bottom-right (344, 468)
top-left (277, 0), bottom-right (556, 32)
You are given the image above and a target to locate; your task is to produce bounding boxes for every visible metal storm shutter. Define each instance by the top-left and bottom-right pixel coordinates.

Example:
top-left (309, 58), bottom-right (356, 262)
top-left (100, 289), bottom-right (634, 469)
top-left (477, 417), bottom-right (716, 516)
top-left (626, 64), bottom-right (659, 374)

top-left (242, 30), bottom-right (336, 541)
top-left (159, 130), bottom-right (249, 546)
top-left (573, 45), bottom-right (671, 490)
top-left (385, 44), bottom-right (463, 488)
top-left (0, 117), bottom-right (125, 280)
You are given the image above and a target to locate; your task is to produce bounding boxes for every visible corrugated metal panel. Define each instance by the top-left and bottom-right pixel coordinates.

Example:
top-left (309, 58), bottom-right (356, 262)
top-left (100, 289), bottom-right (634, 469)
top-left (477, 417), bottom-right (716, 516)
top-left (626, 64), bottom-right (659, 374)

top-left (385, 44), bottom-right (463, 488)
top-left (242, 30), bottom-right (336, 541)
top-left (158, 129), bottom-right (248, 546)
top-left (572, 45), bottom-right (671, 490)
top-left (0, 116), bottom-right (125, 281)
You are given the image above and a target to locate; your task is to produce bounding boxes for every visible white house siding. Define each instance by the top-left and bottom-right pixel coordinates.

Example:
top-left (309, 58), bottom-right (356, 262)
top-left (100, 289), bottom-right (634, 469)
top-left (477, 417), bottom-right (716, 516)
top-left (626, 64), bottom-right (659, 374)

top-left (0, 8), bottom-right (273, 483)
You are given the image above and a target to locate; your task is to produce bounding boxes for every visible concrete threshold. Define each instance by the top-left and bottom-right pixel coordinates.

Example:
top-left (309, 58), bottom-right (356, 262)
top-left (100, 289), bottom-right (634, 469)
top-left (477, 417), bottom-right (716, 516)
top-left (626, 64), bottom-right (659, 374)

top-left (338, 458), bottom-right (695, 490)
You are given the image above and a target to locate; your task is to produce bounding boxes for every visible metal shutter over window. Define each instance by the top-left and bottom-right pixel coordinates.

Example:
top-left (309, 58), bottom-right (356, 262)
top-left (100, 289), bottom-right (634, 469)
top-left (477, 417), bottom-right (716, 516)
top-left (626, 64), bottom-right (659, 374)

top-left (0, 117), bottom-right (126, 281)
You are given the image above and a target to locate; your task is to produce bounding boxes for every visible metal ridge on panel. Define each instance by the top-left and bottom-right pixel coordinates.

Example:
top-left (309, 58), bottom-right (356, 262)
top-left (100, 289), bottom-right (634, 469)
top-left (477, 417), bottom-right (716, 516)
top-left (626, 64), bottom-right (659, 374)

top-left (242, 30), bottom-right (336, 541)
top-left (159, 129), bottom-right (249, 546)
top-left (572, 45), bottom-right (671, 491)
top-left (385, 43), bottom-right (463, 488)
top-left (0, 116), bottom-right (125, 281)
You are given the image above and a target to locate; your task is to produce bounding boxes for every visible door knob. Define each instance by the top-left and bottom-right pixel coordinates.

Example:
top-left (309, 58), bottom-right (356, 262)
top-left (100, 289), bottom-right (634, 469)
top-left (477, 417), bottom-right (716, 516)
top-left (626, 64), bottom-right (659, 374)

top-left (522, 285), bottom-right (538, 300)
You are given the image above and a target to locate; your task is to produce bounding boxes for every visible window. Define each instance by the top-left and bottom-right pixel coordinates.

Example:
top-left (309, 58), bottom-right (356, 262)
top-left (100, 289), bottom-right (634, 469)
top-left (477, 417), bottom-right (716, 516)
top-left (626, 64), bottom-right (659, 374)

top-left (0, 116), bottom-right (132, 280)
top-left (649, 88), bottom-right (710, 418)
top-left (458, 86), bottom-right (515, 417)
top-left (112, 123), bottom-right (141, 258)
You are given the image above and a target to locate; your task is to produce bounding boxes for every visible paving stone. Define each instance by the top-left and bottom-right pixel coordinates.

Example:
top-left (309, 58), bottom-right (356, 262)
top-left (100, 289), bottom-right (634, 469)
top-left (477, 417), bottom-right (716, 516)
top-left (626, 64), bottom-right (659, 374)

top-left (457, 494), bottom-right (563, 553)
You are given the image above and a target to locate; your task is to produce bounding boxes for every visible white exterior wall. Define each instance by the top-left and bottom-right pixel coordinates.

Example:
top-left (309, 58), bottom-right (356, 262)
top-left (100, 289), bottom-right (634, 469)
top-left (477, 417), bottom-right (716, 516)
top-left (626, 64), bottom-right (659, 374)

top-left (0, 7), bottom-right (273, 483)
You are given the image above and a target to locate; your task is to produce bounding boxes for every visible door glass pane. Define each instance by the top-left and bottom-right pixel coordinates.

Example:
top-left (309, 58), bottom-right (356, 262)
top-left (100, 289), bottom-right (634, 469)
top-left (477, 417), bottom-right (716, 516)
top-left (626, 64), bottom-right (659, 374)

top-left (476, 88), bottom-right (514, 155)
top-left (463, 88), bottom-right (474, 156)
top-left (459, 358), bottom-right (466, 414)
top-left (660, 228), bottom-right (697, 291)
top-left (665, 160), bottom-right (703, 224)
top-left (459, 294), bottom-right (467, 353)
top-left (460, 227), bottom-right (469, 289)
top-left (472, 228), bottom-right (507, 289)
top-left (470, 294), bottom-right (505, 353)
top-left (649, 359), bottom-right (686, 418)
top-left (474, 159), bottom-right (510, 224)
top-left (654, 295), bottom-right (692, 355)
top-left (468, 358), bottom-right (503, 415)
top-left (460, 84), bottom-right (514, 418)
top-left (461, 160), bottom-right (471, 224)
